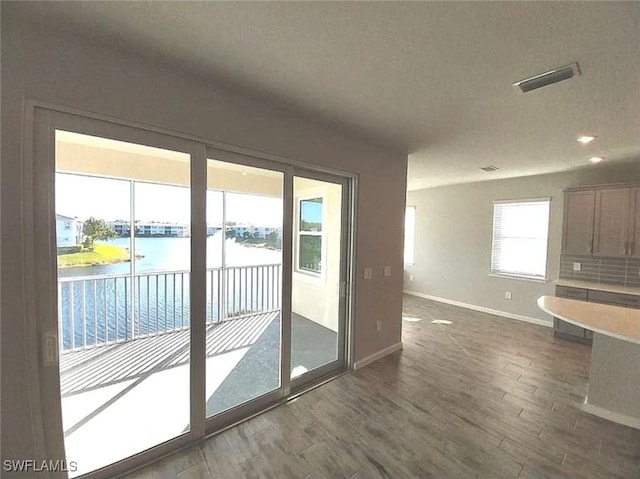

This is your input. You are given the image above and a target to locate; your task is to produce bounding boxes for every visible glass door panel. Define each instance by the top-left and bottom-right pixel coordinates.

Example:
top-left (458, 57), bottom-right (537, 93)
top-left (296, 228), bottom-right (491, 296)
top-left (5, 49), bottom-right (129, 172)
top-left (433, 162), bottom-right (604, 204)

top-left (54, 130), bottom-right (191, 476)
top-left (205, 159), bottom-right (283, 418)
top-left (291, 176), bottom-right (345, 379)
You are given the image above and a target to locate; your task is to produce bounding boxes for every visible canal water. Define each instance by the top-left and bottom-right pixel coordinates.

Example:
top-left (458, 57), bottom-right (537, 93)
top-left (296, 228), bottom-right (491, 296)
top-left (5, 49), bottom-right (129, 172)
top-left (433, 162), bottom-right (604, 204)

top-left (58, 233), bottom-right (282, 350)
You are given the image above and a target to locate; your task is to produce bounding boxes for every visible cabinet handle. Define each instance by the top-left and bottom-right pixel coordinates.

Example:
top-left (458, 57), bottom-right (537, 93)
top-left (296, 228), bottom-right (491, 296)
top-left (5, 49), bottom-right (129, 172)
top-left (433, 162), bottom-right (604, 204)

top-left (632, 242), bottom-right (636, 256)
top-left (624, 241), bottom-right (628, 255)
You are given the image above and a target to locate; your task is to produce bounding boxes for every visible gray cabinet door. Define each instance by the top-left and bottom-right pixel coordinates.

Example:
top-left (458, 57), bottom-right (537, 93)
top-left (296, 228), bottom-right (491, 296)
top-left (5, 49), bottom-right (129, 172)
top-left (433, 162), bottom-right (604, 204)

top-left (588, 290), bottom-right (640, 309)
top-left (562, 190), bottom-right (595, 255)
top-left (630, 188), bottom-right (640, 258)
top-left (593, 188), bottom-right (630, 257)
top-left (554, 286), bottom-right (591, 343)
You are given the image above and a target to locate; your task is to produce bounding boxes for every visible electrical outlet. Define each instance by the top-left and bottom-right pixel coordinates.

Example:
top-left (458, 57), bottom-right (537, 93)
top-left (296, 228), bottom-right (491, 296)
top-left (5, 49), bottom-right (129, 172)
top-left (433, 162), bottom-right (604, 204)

top-left (573, 262), bottom-right (582, 271)
top-left (384, 266), bottom-right (392, 277)
top-left (505, 291), bottom-right (512, 300)
top-left (409, 274), bottom-right (414, 281)
top-left (376, 320), bottom-right (382, 332)
top-left (364, 267), bottom-right (373, 280)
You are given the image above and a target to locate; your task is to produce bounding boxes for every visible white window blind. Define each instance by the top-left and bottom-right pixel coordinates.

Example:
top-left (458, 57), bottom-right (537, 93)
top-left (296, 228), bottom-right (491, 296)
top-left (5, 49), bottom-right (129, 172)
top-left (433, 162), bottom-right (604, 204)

top-left (491, 199), bottom-right (550, 279)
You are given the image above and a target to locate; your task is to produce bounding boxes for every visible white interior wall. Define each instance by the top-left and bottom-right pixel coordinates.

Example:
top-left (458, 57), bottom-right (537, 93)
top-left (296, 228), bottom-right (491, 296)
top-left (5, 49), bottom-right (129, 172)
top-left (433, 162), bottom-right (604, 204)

top-left (1, 13), bottom-right (407, 467)
top-left (405, 161), bottom-right (640, 322)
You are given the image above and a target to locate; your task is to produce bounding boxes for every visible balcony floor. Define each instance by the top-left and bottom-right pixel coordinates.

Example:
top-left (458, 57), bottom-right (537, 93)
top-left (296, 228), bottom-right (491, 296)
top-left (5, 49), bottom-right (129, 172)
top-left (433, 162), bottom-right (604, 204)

top-left (60, 311), bottom-right (337, 476)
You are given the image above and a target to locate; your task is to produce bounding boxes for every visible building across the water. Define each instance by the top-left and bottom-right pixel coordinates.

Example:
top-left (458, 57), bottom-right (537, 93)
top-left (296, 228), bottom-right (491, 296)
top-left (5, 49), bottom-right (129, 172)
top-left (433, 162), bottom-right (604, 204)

top-left (109, 221), bottom-right (190, 238)
top-left (56, 214), bottom-right (84, 247)
top-left (110, 221), bottom-right (131, 237)
top-left (109, 221), bottom-right (279, 239)
top-left (226, 225), bottom-right (280, 239)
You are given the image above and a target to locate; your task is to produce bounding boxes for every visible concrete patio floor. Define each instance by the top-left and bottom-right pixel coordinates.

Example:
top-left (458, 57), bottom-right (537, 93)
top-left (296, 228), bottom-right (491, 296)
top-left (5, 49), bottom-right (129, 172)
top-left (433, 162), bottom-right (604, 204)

top-left (59, 312), bottom-right (337, 476)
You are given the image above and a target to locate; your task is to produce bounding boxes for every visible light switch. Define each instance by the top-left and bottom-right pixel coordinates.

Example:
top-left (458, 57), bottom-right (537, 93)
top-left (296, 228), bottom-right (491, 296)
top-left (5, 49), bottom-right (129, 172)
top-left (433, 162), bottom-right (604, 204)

top-left (384, 266), bottom-right (392, 277)
top-left (364, 267), bottom-right (373, 280)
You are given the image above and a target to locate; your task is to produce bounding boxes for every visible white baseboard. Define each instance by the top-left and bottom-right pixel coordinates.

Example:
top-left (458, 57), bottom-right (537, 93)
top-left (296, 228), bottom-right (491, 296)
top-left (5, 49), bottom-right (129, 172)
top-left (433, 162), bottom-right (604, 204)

top-left (403, 290), bottom-right (552, 328)
top-left (353, 342), bottom-right (403, 370)
top-left (583, 400), bottom-right (640, 430)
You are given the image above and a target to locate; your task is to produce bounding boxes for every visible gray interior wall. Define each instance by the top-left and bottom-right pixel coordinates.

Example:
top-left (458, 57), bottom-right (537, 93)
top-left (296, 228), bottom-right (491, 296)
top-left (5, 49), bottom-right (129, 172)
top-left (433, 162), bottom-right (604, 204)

top-left (1, 15), bottom-right (407, 466)
top-left (405, 162), bottom-right (640, 322)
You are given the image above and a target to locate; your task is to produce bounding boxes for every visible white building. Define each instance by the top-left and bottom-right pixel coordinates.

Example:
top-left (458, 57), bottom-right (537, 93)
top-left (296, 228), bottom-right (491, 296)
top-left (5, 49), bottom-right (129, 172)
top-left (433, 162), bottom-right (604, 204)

top-left (56, 214), bottom-right (83, 247)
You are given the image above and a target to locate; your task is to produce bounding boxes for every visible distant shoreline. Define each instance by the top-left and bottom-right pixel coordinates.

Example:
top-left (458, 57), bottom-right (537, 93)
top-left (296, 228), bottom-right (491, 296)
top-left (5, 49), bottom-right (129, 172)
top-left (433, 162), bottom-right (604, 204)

top-left (57, 244), bottom-right (144, 268)
top-left (235, 237), bottom-right (282, 251)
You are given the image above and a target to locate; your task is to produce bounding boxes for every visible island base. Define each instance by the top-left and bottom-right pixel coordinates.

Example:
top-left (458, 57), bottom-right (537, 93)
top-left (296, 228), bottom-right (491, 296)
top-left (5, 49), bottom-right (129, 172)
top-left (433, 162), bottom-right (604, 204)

top-left (584, 333), bottom-right (640, 430)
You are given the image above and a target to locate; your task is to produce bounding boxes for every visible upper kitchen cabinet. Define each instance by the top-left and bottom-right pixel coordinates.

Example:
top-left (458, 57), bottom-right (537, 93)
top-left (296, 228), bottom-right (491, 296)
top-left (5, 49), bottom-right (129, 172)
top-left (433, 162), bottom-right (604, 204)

top-left (562, 190), bottom-right (595, 255)
top-left (562, 184), bottom-right (640, 257)
top-left (593, 188), bottom-right (630, 257)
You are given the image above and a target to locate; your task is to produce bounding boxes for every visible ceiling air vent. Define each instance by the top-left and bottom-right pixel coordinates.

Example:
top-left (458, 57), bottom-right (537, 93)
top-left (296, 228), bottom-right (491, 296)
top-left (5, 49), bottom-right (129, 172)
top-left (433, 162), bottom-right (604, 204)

top-left (480, 165), bottom-right (499, 172)
top-left (513, 63), bottom-right (580, 94)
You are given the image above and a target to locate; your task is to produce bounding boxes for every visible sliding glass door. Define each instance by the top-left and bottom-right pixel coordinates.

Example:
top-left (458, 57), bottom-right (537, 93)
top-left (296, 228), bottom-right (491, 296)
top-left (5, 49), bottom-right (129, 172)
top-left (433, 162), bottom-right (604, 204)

top-left (205, 158), bottom-right (284, 420)
top-left (35, 110), bottom-right (352, 479)
top-left (290, 172), bottom-right (349, 386)
top-left (53, 130), bottom-right (194, 477)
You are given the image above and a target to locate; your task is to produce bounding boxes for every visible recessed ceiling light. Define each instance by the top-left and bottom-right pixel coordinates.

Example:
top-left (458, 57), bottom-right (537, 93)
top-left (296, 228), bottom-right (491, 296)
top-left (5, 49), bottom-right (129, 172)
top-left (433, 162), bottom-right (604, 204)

top-left (577, 136), bottom-right (596, 144)
top-left (589, 157), bottom-right (603, 164)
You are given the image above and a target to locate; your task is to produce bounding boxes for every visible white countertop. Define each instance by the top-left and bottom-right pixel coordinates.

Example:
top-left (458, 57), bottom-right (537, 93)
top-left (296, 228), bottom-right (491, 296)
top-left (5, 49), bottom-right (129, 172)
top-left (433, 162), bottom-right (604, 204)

top-left (555, 279), bottom-right (640, 296)
top-left (538, 296), bottom-right (640, 345)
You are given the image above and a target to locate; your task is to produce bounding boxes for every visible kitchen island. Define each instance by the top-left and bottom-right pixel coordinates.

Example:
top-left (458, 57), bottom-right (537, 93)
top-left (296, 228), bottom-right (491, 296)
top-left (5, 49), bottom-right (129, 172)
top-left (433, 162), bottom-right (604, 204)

top-left (538, 296), bottom-right (640, 430)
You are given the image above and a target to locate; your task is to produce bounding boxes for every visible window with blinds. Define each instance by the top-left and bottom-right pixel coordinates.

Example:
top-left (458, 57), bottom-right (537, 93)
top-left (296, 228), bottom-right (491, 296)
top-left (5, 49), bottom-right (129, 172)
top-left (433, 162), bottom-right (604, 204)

top-left (491, 198), bottom-right (550, 280)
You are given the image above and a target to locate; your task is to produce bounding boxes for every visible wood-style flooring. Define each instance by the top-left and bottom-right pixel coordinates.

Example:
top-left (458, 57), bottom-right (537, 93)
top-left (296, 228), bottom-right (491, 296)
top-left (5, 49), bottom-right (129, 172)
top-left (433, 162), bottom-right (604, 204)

top-left (124, 295), bottom-right (640, 479)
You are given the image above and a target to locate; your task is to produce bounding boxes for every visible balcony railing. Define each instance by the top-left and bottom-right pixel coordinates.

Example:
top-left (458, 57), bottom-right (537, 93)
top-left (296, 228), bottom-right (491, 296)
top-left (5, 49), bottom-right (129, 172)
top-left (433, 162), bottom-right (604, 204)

top-left (58, 263), bottom-right (282, 352)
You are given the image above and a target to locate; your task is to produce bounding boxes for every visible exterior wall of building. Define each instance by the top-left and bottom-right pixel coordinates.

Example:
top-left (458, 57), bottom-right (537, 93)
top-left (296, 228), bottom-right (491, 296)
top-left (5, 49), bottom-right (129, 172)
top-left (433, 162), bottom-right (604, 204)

top-left (55, 215), bottom-right (82, 247)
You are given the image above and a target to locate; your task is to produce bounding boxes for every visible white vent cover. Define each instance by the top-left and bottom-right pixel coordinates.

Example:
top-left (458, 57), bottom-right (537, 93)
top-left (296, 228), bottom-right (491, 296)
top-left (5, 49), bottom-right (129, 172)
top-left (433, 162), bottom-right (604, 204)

top-left (513, 63), bottom-right (580, 94)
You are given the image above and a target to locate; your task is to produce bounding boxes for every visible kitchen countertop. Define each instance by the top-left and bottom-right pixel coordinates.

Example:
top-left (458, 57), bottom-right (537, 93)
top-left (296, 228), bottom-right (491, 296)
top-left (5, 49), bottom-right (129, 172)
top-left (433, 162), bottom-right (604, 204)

top-left (538, 296), bottom-right (640, 345)
top-left (555, 279), bottom-right (640, 296)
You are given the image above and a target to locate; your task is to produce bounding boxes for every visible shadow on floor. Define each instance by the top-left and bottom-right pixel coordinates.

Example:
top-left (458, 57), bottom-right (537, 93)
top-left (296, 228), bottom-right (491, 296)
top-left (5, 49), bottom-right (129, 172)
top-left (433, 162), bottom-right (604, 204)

top-left (205, 312), bottom-right (337, 416)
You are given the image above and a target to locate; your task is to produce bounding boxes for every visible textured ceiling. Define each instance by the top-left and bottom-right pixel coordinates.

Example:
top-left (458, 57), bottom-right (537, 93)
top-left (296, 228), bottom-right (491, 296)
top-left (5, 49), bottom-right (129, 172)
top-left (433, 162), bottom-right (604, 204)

top-left (8, 2), bottom-right (640, 190)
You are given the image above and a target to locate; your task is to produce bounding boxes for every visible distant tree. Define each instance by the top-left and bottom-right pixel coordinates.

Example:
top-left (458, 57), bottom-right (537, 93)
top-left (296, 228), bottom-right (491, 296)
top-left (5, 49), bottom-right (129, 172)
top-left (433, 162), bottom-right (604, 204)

top-left (242, 230), bottom-right (252, 239)
top-left (82, 217), bottom-right (117, 250)
top-left (265, 230), bottom-right (281, 249)
top-left (301, 220), bottom-right (322, 232)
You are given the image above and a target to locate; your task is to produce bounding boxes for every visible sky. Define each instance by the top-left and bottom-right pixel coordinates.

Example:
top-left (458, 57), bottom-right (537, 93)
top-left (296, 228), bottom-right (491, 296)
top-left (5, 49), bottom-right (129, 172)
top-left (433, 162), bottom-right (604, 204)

top-left (56, 173), bottom-right (283, 227)
top-left (300, 199), bottom-right (322, 224)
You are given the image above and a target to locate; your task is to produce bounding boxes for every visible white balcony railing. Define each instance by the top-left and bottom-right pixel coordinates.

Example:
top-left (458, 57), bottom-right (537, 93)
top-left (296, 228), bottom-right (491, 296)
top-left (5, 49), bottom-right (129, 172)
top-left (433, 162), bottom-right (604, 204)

top-left (58, 263), bottom-right (282, 352)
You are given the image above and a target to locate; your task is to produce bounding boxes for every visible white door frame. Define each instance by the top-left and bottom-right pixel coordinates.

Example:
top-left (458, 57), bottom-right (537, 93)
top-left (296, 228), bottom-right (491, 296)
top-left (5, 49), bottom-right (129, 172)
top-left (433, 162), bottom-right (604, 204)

top-left (289, 168), bottom-right (352, 392)
top-left (27, 104), bottom-right (356, 478)
top-left (31, 108), bottom-right (206, 479)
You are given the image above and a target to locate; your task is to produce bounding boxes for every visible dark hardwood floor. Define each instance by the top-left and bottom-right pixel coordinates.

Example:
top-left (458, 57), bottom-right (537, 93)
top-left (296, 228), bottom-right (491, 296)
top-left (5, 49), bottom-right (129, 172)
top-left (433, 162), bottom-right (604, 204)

top-left (124, 295), bottom-right (640, 478)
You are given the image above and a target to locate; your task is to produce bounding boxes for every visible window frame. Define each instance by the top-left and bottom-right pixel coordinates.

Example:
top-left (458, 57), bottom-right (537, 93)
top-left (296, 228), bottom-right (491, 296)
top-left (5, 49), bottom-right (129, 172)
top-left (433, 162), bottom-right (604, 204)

top-left (296, 196), bottom-right (324, 276)
top-left (404, 205), bottom-right (416, 266)
top-left (490, 197), bottom-right (551, 282)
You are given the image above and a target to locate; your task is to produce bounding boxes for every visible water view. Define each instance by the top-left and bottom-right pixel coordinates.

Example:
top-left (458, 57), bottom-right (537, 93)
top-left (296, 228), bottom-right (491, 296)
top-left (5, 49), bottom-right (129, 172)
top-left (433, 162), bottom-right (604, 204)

top-left (58, 233), bottom-right (282, 278)
top-left (58, 233), bottom-right (282, 351)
